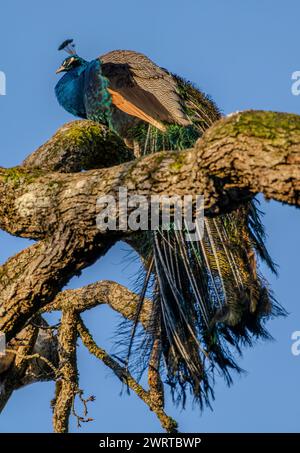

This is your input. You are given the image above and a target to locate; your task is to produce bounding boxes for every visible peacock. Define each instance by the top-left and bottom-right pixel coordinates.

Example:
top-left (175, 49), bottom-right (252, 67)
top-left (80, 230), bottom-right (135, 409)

top-left (55, 39), bottom-right (284, 408)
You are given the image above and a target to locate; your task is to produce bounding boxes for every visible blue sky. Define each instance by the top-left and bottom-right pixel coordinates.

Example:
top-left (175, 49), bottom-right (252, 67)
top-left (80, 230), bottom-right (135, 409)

top-left (0, 0), bottom-right (300, 432)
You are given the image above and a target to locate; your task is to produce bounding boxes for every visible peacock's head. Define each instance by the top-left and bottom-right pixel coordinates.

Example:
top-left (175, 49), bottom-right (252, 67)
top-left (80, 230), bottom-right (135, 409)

top-left (56, 55), bottom-right (87, 74)
top-left (56, 38), bottom-right (87, 74)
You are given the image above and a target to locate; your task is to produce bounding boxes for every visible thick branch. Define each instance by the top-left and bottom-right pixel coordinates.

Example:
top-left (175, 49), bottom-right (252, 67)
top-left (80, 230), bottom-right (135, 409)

top-left (1, 111), bottom-right (299, 242)
top-left (194, 110), bottom-right (300, 208)
top-left (0, 227), bottom-right (116, 341)
top-left (23, 120), bottom-right (134, 173)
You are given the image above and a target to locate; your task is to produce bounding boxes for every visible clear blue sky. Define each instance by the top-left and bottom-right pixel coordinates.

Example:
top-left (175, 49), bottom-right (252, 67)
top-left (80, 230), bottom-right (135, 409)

top-left (0, 0), bottom-right (300, 433)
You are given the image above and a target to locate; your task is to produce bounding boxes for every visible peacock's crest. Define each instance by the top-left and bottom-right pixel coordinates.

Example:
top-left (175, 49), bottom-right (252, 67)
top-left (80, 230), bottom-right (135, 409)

top-left (58, 38), bottom-right (76, 54)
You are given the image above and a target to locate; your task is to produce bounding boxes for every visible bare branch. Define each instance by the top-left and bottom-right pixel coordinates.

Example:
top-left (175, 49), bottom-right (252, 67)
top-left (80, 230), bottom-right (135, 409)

top-left (5, 349), bottom-right (59, 377)
top-left (77, 318), bottom-right (178, 433)
top-left (52, 309), bottom-right (78, 433)
top-left (44, 280), bottom-right (152, 327)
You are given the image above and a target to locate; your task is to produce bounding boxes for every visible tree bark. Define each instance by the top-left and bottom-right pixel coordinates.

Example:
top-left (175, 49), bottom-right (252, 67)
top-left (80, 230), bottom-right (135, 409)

top-left (1, 109), bottom-right (299, 431)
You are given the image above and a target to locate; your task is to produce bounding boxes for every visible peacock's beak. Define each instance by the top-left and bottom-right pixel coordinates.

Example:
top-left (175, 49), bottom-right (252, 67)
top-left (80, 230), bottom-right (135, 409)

top-left (55, 65), bottom-right (65, 74)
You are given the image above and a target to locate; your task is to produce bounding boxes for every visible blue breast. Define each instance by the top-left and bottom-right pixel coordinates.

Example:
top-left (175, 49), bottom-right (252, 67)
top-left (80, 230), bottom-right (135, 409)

top-left (55, 66), bottom-right (87, 118)
top-left (55, 59), bottom-right (112, 126)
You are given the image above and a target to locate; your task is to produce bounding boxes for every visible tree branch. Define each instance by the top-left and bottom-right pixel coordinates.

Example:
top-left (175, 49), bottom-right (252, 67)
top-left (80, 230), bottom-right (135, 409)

top-left (44, 280), bottom-right (152, 327)
top-left (0, 317), bottom-right (58, 413)
top-left (52, 309), bottom-right (78, 433)
top-left (1, 109), bottom-right (299, 430)
top-left (22, 120), bottom-right (134, 173)
top-left (1, 111), bottom-right (299, 242)
top-left (194, 110), bottom-right (300, 209)
top-left (0, 323), bottom-right (38, 411)
top-left (0, 227), bottom-right (116, 341)
top-left (77, 318), bottom-right (177, 433)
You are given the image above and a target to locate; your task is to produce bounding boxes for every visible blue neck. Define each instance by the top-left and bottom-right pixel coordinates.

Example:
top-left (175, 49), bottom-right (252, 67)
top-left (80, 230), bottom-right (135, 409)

top-left (55, 60), bottom-right (89, 118)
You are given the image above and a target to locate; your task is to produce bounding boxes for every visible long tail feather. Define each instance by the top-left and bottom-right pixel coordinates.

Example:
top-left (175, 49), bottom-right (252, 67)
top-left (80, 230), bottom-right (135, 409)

top-left (120, 75), bottom-right (284, 408)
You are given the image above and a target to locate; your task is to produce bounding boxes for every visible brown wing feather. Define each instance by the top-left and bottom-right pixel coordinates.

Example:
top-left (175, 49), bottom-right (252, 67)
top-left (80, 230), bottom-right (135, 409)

top-left (107, 88), bottom-right (166, 131)
top-left (100, 50), bottom-right (191, 128)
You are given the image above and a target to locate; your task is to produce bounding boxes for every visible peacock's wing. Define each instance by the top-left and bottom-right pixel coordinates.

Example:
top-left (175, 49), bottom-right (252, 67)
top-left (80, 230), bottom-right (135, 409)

top-left (100, 50), bottom-right (192, 131)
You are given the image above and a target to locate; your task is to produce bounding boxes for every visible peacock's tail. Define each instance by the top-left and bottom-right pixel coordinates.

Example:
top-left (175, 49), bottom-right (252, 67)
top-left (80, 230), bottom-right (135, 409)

top-left (122, 75), bottom-right (284, 407)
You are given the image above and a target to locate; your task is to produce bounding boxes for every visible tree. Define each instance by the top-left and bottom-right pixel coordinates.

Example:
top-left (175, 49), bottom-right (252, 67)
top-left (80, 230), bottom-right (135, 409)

top-left (0, 110), bottom-right (299, 432)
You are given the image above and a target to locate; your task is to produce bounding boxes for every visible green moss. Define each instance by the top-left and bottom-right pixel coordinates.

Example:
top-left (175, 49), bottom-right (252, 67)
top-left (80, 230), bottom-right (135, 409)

top-left (3, 167), bottom-right (23, 185)
top-left (41, 122), bottom-right (107, 164)
top-left (170, 152), bottom-right (186, 171)
top-left (3, 167), bottom-right (43, 187)
top-left (213, 111), bottom-right (300, 142)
